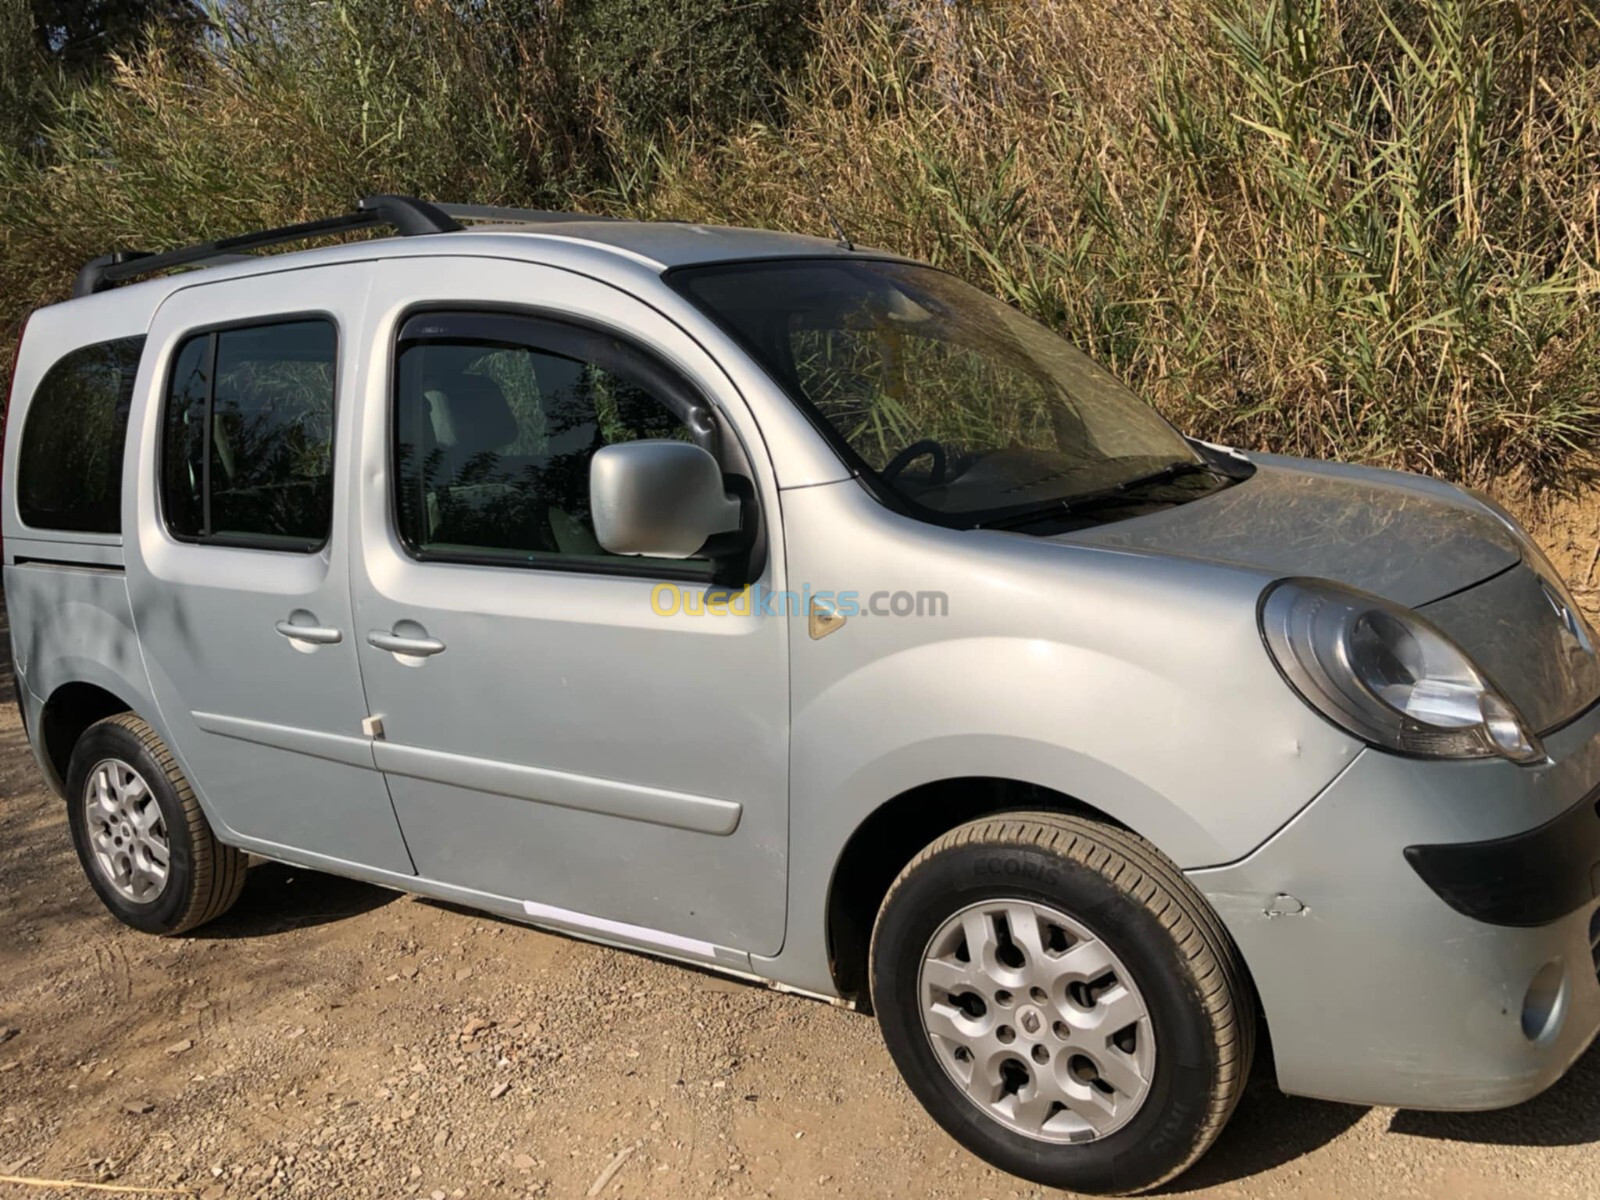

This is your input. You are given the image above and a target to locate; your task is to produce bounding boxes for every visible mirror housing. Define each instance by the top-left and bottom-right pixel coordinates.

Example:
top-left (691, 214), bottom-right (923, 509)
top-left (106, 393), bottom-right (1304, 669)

top-left (590, 440), bottom-right (745, 560)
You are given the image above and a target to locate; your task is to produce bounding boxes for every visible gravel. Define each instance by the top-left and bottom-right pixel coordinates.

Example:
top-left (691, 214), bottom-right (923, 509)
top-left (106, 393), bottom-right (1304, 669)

top-left (2, 655), bottom-right (1599, 1197)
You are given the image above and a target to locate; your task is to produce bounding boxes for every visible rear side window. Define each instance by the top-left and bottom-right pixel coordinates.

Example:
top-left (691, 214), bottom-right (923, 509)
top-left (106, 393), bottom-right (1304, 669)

top-left (18, 337), bottom-right (145, 533)
top-left (161, 319), bottom-right (337, 551)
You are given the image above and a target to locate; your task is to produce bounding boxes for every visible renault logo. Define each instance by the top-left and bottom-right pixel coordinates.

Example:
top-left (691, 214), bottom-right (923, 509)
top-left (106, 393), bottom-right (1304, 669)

top-left (1541, 579), bottom-right (1593, 653)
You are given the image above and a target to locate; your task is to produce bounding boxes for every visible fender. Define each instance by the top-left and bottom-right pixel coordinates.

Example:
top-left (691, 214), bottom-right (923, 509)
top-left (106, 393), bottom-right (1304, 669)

top-left (6, 563), bottom-right (238, 840)
top-left (6, 565), bottom-right (161, 787)
top-left (761, 481), bottom-right (1367, 994)
top-left (765, 643), bottom-right (1357, 995)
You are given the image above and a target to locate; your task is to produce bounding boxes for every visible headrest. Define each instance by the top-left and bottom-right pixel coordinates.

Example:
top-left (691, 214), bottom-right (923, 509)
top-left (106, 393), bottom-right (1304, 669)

top-left (425, 374), bottom-right (518, 455)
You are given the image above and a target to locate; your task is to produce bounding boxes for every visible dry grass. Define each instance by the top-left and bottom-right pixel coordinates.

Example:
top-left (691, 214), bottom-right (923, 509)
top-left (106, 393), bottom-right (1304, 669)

top-left (4, 0), bottom-right (1599, 492)
top-left (616, 0), bottom-right (1600, 490)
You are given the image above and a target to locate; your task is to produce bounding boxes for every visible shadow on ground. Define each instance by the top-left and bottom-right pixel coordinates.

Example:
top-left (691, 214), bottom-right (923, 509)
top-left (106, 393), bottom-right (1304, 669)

top-left (1390, 1038), bottom-right (1600, 1147)
top-left (190, 861), bottom-right (400, 938)
top-left (1171, 1033), bottom-right (1600, 1192)
top-left (1163, 1076), bottom-right (1367, 1192)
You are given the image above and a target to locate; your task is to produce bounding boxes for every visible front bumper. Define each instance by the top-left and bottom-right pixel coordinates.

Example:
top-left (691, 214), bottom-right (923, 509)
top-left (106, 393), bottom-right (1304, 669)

top-left (1191, 701), bottom-right (1600, 1110)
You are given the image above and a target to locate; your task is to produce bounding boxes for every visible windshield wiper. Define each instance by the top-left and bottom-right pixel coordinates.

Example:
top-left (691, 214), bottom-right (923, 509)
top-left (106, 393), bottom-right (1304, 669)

top-left (973, 494), bottom-right (1142, 530)
top-left (974, 460), bottom-right (1226, 531)
top-left (1112, 460), bottom-right (1225, 493)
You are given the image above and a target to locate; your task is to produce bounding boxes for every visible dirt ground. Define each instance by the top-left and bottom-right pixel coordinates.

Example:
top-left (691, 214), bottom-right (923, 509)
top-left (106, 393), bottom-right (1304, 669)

top-left (5, 513), bottom-right (1600, 1200)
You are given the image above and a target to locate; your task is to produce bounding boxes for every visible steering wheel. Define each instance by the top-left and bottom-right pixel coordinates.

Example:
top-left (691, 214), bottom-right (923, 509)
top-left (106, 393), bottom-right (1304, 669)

top-left (880, 438), bottom-right (948, 486)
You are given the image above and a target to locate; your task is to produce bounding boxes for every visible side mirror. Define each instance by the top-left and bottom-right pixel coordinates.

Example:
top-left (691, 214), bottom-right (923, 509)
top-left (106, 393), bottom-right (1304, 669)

top-left (590, 440), bottom-right (744, 559)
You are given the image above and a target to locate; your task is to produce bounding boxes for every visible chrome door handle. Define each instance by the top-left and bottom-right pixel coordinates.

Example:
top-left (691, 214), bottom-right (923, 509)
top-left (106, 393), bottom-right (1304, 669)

top-left (368, 630), bottom-right (446, 657)
top-left (274, 620), bottom-right (343, 645)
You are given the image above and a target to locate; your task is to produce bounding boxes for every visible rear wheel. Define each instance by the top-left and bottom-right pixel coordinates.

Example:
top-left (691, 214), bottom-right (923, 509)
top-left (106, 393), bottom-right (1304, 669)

top-left (869, 812), bottom-right (1253, 1195)
top-left (66, 713), bottom-right (246, 935)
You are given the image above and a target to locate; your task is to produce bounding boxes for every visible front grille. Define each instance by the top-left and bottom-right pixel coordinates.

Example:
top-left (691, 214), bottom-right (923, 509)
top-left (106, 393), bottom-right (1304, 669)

top-left (1590, 906), bottom-right (1600, 982)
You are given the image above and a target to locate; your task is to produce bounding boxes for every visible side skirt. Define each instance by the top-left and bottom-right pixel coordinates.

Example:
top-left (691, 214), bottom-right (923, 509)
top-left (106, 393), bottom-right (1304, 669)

top-left (224, 834), bottom-right (854, 1010)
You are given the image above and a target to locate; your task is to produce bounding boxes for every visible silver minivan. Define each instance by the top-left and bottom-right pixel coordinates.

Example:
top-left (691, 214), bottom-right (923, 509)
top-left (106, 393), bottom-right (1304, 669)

top-left (6, 196), bottom-right (1599, 1194)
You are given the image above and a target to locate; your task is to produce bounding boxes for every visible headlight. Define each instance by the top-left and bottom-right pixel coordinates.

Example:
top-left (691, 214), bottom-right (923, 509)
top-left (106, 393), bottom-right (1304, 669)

top-left (1260, 578), bottom-right (1542, 763)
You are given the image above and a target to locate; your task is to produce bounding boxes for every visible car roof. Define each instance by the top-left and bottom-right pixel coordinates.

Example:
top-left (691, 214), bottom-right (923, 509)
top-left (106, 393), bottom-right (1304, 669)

top-left (16, 222), bottom-right (921, 429)
top-left (458, 218), bottom-right (862, 268)
top-left (34, 211), bottom-right (903, 335)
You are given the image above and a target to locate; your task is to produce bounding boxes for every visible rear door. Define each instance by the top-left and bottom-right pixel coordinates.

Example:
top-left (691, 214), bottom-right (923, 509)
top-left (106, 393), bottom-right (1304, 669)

top-left (124, 266), bottom-right (414, 873)
top-left (347, 256), bottom-right (790, 958)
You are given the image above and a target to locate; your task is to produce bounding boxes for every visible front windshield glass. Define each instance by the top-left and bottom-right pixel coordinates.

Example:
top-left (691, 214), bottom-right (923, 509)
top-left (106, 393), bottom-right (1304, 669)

top-left (671, 258), bottom-right (1201, 523)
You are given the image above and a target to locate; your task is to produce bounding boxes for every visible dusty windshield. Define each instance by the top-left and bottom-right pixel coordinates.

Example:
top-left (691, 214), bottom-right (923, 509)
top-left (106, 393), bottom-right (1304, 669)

top-left (671, 258), bottom-right (1207, 523)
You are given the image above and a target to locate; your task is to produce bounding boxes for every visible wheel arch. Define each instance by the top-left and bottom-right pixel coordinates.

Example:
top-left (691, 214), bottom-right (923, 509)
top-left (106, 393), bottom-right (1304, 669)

top-left (821, 776), bottom-right (1265, 1059)
top-left (39, 679), bottom-right (138, 794)
top-left (824, 777), bottom-right (1126, 1006)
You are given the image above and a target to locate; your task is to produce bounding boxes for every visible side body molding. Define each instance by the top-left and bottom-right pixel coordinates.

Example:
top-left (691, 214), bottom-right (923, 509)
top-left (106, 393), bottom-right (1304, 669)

top-left (372, 741), bottom-right (744, 836)
top-left (191, 711), bottom-right (376, 770)
top-left (193, 711), bottom-right (744, 835)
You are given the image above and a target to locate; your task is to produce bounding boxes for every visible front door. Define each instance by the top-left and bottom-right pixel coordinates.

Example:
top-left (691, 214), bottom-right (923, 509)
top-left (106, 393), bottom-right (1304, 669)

top-left (125, 266), bottom-right (414, 874)
top-left (347, 258), bottom-right (790, 957)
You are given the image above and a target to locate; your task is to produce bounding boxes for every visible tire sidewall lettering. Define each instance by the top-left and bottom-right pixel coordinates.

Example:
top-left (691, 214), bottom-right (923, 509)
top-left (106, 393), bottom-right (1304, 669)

top-left (970, 852), bottom-right (1064, 890)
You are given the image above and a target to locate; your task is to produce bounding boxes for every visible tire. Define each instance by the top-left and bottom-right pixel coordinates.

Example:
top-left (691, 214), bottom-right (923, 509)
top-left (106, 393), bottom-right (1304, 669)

top-left (869, 812), bottom-right (1253, 1195)
top-left (65, 713), bottom-right (247, 935)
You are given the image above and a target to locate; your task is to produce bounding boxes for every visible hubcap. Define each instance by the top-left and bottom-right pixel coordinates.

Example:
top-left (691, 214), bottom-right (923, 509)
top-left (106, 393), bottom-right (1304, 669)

top-left (917, 899), bottom-right (1155, 1143)
top-left (83, 759), bottom-right (169, 903)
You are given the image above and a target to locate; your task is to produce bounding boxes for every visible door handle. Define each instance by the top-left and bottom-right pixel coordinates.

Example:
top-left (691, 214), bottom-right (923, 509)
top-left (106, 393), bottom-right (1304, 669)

top-left (274, 619), bottom-right (343, 645)
top-left (368, 630), bottom-right (446, 657)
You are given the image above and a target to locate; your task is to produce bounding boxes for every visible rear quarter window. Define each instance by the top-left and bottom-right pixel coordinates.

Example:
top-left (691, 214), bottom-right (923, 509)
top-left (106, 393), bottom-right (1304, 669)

top-left (17, 337), bottom-right (145, 534)
top-left (160, 319), bottom-right (337, 551)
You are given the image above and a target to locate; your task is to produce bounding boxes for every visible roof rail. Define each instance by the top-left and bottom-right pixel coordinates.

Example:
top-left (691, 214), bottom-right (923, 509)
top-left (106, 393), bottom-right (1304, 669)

top-left (71, 194), bottom-right (462, 299)
top-left (435, 202), bottom-right (619, 226)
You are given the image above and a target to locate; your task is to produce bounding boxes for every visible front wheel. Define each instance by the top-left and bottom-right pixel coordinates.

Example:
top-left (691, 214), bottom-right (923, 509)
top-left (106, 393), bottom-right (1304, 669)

top-left (869, 812), bottom-right (1253, 1195)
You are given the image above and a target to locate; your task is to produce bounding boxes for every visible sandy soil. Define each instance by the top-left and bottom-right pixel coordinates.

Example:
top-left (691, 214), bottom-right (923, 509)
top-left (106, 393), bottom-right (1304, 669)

top-left (4, 517), bottom-right (1600, 1200)
top-left (1526, 494), bottom-right (1600, 620)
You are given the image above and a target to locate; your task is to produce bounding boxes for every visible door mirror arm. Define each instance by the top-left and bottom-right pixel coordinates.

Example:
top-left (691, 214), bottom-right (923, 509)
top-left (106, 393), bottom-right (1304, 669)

top-left (700, 474), bottom-right (758, 587)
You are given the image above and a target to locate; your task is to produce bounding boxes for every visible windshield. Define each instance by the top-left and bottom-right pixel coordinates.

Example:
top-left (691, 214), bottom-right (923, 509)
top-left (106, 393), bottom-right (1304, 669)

top-left (671, 258), bottom-right (1204, 524)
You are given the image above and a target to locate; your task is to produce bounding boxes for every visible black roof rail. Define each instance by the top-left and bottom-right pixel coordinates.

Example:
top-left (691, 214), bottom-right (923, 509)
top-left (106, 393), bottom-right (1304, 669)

top-left (71, 194), bottom-right (462, 298)
top-left (435, 202), bottom-right (619, 225)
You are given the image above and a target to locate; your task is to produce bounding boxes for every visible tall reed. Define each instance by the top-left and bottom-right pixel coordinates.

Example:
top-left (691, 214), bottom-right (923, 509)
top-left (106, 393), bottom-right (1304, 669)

top-left (3, 0), bottom-right (1598, 492)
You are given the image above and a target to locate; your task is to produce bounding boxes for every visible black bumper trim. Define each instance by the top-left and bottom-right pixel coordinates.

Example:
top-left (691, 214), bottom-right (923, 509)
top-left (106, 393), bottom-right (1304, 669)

top-left (1405, 787), bottom-right (1600, 927)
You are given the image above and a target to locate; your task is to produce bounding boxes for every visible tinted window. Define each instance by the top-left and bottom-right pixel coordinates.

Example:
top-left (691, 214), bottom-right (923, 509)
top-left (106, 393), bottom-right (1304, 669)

top-left (162, 320), bottom-right (337, 550)
top-left (18, 337), bottom-right (144, 532)
top-left (393, 314), bottom-right (706, 571)
top-left (672, 259), bottom-right (1206, 525)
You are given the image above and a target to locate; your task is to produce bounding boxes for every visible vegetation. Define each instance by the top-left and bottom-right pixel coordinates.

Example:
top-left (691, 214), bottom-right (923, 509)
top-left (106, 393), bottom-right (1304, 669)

top-left (3, 0), bottom-right (1598, 493)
